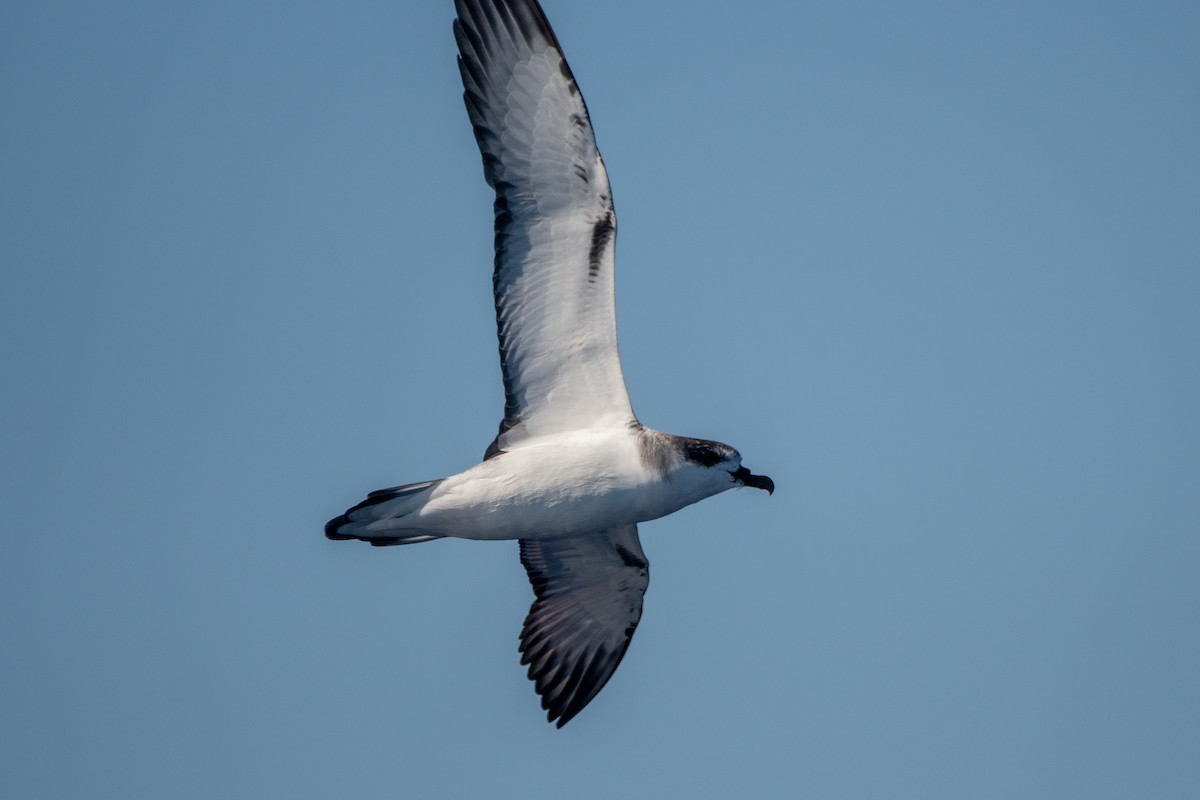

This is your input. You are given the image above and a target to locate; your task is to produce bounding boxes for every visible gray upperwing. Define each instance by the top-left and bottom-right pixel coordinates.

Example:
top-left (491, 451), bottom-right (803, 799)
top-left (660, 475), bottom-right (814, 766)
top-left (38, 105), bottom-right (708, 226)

top-left (517, 524), bottom-right (649, 727)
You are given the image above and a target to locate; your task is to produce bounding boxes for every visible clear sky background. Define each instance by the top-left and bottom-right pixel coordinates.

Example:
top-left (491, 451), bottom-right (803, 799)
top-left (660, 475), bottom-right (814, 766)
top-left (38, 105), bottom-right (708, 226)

top-left (2, 1), bottom-right (1198, 797)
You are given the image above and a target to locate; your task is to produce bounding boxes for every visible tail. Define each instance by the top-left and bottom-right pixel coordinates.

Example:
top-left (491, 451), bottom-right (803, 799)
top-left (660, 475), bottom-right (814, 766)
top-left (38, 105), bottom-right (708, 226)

top-left (325, 479), bottom-right (444, 547)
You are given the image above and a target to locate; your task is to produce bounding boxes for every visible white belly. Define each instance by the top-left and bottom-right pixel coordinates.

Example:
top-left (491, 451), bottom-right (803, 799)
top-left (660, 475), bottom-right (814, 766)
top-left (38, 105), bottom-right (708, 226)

top-left (408, 430), bottom-right (697, 540)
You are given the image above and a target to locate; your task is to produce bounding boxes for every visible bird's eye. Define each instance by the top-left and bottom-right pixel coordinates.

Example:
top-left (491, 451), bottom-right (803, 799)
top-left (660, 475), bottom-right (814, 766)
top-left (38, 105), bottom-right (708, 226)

top-left (683, 441), bottom-right (724, 467)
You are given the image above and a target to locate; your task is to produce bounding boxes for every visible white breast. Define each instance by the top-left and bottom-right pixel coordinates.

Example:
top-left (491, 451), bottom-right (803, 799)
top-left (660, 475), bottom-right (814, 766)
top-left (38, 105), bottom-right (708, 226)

top-left (410, 428), bottom-right (692, 540)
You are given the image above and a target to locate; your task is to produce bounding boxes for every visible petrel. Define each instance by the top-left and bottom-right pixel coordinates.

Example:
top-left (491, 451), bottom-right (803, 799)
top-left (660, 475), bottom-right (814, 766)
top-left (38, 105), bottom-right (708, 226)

top-left (327, 0), bottom-right (774, 728)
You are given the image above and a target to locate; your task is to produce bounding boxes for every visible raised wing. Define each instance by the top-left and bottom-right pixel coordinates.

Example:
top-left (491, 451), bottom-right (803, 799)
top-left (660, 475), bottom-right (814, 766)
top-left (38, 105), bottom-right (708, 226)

top-left (518, 525), bottom-right (649, 727)
top-left (454, 0), bottom-right (634, 458)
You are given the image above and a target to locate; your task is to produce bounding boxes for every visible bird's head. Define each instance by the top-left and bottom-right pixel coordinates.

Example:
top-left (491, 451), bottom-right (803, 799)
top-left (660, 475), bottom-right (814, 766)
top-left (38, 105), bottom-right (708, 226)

top-left (678, 438), bottom-right (774, 495)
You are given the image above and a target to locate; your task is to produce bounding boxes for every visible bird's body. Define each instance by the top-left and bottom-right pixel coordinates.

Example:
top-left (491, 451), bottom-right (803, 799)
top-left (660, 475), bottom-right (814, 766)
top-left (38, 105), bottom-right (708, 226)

top-left (330, 425), bottom-right (755, 543)
top-left (327, 0), bottom-right (773, 727)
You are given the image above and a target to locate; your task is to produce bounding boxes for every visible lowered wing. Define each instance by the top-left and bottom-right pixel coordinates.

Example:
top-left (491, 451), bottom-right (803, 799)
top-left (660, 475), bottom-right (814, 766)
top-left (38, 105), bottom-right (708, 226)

top-left (518, 525), bottom-right (649, 727)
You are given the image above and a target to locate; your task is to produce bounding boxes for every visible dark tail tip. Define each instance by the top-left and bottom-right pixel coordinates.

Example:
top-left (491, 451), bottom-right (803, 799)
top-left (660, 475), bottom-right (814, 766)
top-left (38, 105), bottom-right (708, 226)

top-left (325, 514), bottom-right (355, 540)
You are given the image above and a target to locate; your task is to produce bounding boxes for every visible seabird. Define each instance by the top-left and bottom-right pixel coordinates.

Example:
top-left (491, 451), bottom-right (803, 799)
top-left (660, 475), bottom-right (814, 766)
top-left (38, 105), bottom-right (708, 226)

top-left (327, 0), bottom-right (774, 728)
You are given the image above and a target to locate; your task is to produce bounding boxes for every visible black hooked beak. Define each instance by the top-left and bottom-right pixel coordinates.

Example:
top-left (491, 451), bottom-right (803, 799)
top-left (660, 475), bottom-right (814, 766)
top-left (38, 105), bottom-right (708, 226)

top-left (732, 466), bottom-right (774, 495)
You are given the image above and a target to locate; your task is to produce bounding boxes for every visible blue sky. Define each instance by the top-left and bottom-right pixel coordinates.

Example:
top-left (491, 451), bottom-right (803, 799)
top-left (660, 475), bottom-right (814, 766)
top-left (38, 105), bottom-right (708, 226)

top-left (2, 1), bottom-right (1198, 797)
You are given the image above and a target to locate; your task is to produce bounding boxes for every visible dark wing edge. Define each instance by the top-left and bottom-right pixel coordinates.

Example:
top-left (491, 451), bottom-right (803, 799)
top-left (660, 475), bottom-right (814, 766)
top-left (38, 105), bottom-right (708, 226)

top-left (518, 525), bottom-right (649, 727)
top-left (453, 0), bottom-right (589, 195)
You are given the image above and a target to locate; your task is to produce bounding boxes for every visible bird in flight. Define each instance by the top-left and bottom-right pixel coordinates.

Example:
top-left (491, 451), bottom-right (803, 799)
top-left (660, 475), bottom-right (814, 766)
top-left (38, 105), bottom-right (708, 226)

top-left (327, 0), bottom-right (774, 728)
